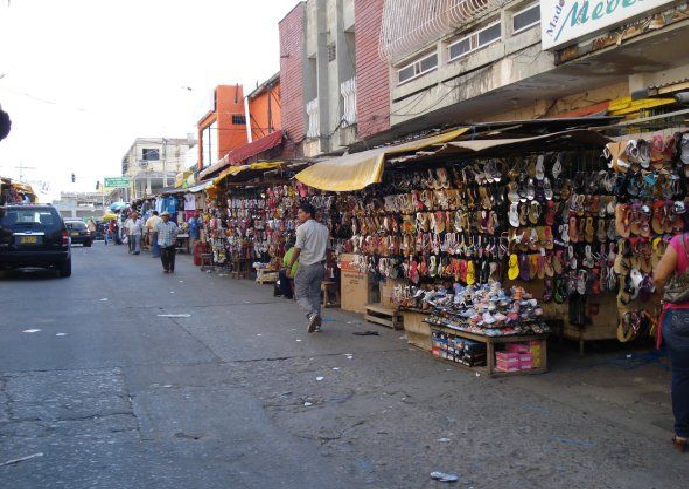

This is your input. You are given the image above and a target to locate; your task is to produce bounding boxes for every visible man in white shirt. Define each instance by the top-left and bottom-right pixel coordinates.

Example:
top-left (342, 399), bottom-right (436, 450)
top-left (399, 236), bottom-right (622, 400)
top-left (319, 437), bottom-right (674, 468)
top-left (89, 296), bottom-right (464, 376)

top-left (124, 212), bottom-right (134, 254)
top-left (286, 202), bottom-right (329, 332)
top-left (155, 211), bottom-right (179, 273)
top-left (128, 211), bottom-right (143, 255)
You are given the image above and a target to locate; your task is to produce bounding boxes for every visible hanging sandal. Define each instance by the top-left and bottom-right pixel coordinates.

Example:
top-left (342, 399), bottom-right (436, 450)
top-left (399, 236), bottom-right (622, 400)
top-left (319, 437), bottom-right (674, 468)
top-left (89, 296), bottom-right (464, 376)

top-left (466, 260), bottom-right (475, 285)
top-left (508, 254), bottom-right (519, 281)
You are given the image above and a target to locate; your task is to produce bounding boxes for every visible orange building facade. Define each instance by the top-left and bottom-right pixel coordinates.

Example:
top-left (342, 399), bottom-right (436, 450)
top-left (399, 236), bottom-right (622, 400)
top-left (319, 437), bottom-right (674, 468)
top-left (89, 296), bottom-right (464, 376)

top-left (247, 73), bottom-right (281, 142)
top-left (196, 85), bottom-right (248, 171)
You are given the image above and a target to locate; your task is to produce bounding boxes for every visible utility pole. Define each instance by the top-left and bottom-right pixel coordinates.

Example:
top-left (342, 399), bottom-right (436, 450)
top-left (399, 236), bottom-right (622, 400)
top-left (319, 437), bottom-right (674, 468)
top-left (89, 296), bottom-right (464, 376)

top-left (162, 138), bottom-right (168, 188)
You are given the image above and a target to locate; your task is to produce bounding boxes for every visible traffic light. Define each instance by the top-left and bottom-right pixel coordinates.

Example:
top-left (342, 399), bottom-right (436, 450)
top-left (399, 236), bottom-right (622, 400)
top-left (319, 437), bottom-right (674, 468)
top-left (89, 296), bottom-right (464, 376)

top-left (96, 181), bottom-right (100, 190)
top-left (71, 173), bottom-right (75, 182)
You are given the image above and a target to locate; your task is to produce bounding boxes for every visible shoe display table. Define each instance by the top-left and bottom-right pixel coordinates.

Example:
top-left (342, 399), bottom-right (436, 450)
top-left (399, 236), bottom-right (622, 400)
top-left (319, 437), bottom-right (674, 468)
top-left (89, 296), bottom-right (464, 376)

top-left (430, 325), bottom-right (548, 378)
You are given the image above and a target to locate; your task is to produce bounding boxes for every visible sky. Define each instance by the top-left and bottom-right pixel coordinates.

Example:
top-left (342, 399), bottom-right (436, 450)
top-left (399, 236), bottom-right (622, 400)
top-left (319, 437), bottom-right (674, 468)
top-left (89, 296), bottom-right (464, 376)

top-left (0, 0), bottom-right (300, 201)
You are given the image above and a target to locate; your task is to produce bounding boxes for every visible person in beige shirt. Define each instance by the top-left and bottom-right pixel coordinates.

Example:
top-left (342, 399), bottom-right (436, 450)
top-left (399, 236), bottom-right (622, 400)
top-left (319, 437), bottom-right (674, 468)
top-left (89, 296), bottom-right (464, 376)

top-left (286, 202), bottom-right (329, 333)
top-left (145, 211), bottom-right (162, 258)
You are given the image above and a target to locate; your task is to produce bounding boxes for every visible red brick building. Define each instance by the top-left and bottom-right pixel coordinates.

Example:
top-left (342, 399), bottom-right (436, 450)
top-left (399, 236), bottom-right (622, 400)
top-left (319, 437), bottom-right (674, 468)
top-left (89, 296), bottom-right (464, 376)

top-left (354, 0), bottom-right (390, 139)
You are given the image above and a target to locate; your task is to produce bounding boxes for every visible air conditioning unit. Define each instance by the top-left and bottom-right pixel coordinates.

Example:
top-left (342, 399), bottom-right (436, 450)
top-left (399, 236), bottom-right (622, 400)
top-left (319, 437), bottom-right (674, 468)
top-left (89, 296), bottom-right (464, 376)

top-left (138, 160), bottom-right (148, 168)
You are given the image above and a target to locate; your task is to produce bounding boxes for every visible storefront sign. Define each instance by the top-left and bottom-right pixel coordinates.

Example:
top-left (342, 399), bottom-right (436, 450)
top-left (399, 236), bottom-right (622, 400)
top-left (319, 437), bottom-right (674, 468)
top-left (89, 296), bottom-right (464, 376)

top-left (104, 177), bottom-right (131, 189)
top-left (541, 0), bottom-right (675, 50)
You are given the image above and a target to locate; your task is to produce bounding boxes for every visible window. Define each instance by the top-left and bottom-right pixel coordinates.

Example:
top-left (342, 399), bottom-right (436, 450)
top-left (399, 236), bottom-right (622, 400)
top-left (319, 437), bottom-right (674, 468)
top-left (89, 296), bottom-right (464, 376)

top-left (449, 36), bottom-right (472, 60)
top-left (397, 51), bottom-right (438, 85)
top-left (231, 114), bottom-right (246, 125)
top-left (448, 20), bottom-right (502, 62)
top-left (512, 3), bottom-right (540, 33)
top-left (141, 148), bottom-right (159, 161)
top-left (398, 65), bottom-right (416, 84)
top-left (328, 43), bottom-right (336, 62)
top-left (478, 21), bottom-right (501, 47)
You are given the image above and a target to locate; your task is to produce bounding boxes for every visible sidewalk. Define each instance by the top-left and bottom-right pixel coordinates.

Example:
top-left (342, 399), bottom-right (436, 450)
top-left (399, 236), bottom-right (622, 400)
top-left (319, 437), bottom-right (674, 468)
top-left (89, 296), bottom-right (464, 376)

top-left (161, 254), bottom-right (685, 488)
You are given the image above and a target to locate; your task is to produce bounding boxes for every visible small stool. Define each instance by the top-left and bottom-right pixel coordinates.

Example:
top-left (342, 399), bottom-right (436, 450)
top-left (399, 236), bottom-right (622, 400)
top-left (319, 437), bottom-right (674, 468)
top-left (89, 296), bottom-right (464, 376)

top-left (321, 281), bottom-right (340, 308)
top-left (200, 254), bottom-right (214, 271)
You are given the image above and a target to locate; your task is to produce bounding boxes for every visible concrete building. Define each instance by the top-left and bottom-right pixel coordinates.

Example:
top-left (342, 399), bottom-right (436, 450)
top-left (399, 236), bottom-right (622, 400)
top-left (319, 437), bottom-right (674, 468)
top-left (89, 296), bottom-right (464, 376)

top-left (196, 85), bottom-right (248, 171)
top-left (121, 138), bottom-right (196, 200)
top-left (52, 191), bottom-right (109, 221)
top-left (376, 0), bottom-right (689, 133)
top-left (278, 0), bottom-right (391, 158)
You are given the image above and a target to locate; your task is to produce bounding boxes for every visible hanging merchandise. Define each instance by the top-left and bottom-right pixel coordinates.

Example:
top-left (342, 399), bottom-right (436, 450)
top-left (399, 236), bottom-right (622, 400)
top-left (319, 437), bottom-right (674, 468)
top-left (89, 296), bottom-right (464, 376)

top-left (605, 132), bottom-right (687, 342)
top-left (196, 180), bottom-right (339, 280)
top-left (333, 164), bottom-right (508, 288)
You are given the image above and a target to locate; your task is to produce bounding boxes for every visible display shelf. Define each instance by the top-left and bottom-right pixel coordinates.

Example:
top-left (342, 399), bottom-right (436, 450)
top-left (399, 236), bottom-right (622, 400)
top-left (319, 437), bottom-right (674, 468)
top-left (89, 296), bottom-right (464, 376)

top-left (364, 303), bottom-right (401, 330)
top-left (432, 326), bottom-right (548, 377)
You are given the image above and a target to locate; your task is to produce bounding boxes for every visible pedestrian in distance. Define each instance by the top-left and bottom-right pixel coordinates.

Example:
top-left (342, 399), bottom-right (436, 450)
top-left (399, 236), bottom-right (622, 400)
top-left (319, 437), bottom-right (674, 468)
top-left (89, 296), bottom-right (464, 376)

top-left (286, 202), bottom-right (329, 333)
top-left (276, 236), bottom-right (299, 299)
top-left (156, 211), bottom-right (178, 273)
top-left (124, 211), bottom-right (136, 254)
top-left (146, 211), bottom-right (161, 258)
top-left (129, 211), bottom-right (143, 255)
top-left (654, 231), bottom-right (689, 453)
top-left (87, 218), bottom-right (96, 237)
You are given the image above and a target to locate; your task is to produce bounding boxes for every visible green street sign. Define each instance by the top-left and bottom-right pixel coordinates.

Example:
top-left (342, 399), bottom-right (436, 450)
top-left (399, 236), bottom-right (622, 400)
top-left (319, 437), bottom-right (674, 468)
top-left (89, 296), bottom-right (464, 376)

top-left (104, 177), bottom-right (131, 189)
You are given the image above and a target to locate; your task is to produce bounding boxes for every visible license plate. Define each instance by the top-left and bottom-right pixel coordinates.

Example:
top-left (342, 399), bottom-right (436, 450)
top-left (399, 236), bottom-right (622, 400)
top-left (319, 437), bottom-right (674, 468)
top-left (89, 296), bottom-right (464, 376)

top-left (20, 236), bottom-right (37, 245)
top-left (71, 232), bottom-right (79, 237)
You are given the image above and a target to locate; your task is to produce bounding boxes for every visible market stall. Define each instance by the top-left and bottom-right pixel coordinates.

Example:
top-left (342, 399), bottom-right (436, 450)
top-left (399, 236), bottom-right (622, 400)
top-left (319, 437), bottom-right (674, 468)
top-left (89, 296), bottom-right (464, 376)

top-left (294, 124), bottom-right (686, 371)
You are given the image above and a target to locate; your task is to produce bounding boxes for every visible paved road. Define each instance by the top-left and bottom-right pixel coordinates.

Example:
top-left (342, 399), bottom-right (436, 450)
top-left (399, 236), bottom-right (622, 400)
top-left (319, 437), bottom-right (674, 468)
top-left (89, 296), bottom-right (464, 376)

top-left (0, 243), bottom-right (687, 488)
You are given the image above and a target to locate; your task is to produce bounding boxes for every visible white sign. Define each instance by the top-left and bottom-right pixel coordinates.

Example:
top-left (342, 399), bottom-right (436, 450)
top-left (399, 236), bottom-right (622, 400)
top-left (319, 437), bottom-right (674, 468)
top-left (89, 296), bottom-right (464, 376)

top-left (541, 0), bottom-right (676, 50)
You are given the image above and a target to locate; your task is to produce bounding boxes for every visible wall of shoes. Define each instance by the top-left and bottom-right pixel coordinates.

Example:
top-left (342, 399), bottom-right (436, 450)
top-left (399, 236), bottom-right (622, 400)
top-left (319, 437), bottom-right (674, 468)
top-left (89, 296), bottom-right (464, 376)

top-left (201, 183), bottom-right (339, 271)
top-left (338, 131), bottom-right (689, 344)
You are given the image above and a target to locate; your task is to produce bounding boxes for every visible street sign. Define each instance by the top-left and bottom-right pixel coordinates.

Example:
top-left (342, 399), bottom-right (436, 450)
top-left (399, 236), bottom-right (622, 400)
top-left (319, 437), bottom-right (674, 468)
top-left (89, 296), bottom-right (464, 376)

top-left (104, 177), bottom-right (131, 189)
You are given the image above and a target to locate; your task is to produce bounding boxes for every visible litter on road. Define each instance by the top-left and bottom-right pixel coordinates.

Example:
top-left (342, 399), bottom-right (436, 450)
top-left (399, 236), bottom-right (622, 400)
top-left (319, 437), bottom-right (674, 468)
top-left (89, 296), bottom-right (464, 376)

top-left (0, 452), bottom-right (44, 466)
top-left (316, 376), bottom-right (324, 381)
top-left (352, 331), bottom-right (379, 336)
top-left (22, 329), bottom-right (41, 333)
top-left (55, 333), bottom-right (68, 336)
top-left (431, 471), bottom-right (459, 483)
top-left (157, 314), bottom-right (191, 318)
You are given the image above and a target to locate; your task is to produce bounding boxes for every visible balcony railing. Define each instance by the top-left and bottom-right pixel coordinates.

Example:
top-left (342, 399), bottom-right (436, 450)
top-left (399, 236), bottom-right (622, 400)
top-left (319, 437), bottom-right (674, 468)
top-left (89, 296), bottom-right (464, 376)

top-left (379, 0), bottom-right (508, 63)
top-left (306, 98), bottom-right (320, 139)
top-left (341, 78), bottom-right (357, 126)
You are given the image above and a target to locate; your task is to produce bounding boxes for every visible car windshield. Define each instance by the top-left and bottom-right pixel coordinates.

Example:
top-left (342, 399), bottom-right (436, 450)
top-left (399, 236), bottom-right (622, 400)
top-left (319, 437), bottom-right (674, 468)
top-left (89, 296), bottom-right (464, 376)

top-left (66, 222), bottom-right (86, 230)
top-left (0, 209), bottom-right (58, 226)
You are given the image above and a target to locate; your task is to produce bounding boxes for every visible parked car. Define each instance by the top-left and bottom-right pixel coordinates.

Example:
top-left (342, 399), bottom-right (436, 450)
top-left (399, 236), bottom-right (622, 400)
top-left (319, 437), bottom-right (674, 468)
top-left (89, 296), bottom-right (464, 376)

top-left (65, 220), bottom-right (92, 247)
top-left (0, 204), bottom-right (71, 277)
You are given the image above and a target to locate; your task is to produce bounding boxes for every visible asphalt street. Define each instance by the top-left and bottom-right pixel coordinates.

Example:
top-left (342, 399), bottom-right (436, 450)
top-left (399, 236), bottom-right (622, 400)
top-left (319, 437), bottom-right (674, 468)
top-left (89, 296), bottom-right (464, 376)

top-left (0, 243), bottom-right (687, 488)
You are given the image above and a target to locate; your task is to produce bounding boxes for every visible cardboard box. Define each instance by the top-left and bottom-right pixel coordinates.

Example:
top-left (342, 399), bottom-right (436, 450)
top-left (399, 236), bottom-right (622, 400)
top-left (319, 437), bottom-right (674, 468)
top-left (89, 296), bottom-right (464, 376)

top-left (496, 352), bottom-right (520, 363)
top-left (340, 255), bottom-right (370, 313)
top-left (506, 343), bottom-right (531, 353)
top-left (379, 279), bottom-right (401, 308)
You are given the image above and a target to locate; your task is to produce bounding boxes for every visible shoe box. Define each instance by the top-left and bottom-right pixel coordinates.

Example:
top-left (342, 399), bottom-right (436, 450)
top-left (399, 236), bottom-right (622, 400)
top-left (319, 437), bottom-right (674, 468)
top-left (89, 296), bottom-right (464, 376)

top-left (432, 330), bottom-right (487, 367)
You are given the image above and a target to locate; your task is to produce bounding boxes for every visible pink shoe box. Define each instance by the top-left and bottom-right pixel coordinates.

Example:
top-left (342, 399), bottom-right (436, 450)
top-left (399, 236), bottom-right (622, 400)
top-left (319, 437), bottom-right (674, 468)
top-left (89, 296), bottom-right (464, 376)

top-left (520, 361), bottom-right (533, 370)
top-left (496, 363), bottom-right (520, 373)
top-left (519, 353), bottom-right (532, 363)
top-left (496, 352), bottom-right (520, 364)
top-left (506, 343), bottom-right (531, 353)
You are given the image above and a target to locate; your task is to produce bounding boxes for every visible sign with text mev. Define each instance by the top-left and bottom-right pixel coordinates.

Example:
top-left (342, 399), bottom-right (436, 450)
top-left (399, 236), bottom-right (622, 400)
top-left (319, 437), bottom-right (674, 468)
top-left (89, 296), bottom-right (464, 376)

top-left (541, 0), bottom-right (675, 50)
